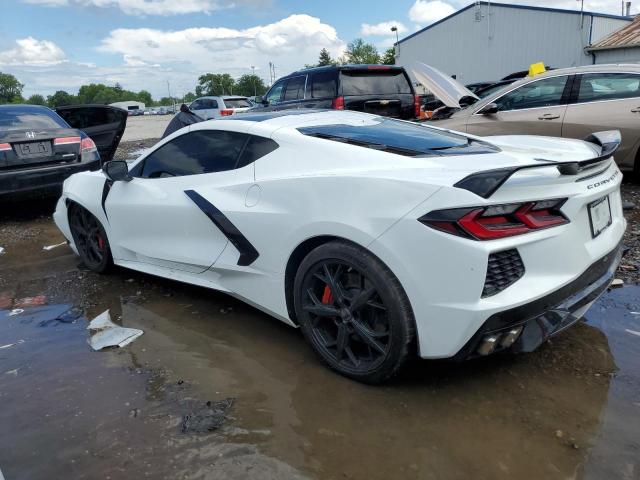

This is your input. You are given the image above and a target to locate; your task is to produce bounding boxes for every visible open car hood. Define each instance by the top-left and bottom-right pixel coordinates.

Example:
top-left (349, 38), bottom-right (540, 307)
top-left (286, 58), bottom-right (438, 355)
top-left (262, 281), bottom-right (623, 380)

top-left (412, 62), bottom-right (479, 109)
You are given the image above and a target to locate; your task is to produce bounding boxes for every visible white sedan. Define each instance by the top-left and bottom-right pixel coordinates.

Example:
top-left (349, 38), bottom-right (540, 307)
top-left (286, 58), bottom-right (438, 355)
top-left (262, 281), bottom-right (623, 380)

top-left (54, 110), bottom-right (625, 383)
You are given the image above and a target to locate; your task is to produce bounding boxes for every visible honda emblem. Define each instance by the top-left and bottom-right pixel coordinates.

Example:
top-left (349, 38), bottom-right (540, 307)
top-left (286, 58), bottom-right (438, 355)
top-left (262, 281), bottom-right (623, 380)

top-left (25, 131), bottom-right (36, 139)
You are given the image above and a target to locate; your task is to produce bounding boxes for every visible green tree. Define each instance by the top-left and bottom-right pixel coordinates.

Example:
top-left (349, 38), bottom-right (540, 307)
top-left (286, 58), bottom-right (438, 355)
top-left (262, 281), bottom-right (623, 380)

top-left (183, 92), bottom-right (197, 103)
top-left (318, 48), bottom-right (336, 66)
top-left (0, 72), bottom-right (24, 104)
top-left (235, 74), bottom-right (267, 97)
top-left (136, 90), bottom-right (153, 106)
top-left (158, 96), bottom-right (174, 106)
top-left (196, 73), bottom-right (236, 96)
top-left (26, 94), bottom-right (47, 105)
top-left (381, 47), bottom-right (395, 65)
top-left (47, 90), bottom-right (76, 107)
top-left (342, 38), bottom-right (380, 64)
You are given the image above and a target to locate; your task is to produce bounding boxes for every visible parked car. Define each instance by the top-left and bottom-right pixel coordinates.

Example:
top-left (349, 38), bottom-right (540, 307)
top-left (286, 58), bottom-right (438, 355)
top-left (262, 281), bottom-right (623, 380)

top-left (253, 65), bottom-right (420, 120)
top-left (54, 109), bottom-right (624, 383)
top-left (0, 104), bottom-right (126, 199)
top-left (189, 96), bottom-right (252, 120)
top-left (420, 63), bottom-right (640, 173)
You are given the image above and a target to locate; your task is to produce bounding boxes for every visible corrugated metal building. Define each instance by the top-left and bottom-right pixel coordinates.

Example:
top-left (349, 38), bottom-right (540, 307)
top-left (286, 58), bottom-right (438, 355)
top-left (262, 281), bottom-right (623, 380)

top-left (587, 15), bottom-right (640, 63)
top-left (395, 2), bottom-right (631, 90)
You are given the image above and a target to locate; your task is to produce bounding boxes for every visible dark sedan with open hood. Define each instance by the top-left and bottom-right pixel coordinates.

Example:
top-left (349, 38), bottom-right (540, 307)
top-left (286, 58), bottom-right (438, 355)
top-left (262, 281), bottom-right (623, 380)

top-left (0, 104), bottom-right (126, 200)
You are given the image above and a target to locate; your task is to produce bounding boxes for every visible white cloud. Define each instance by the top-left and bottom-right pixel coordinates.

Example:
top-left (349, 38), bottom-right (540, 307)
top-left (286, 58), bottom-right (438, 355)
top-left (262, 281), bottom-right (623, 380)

top-left (0, 37), bottom-right (67, 66)
top-left (4, 14), bottom-right (345, 98)
top-left (21, 0), bottom-right (270, 15)
top-left (99, 14), bottom-right (345, 73)
top-left (360, 21), bottom-right (408, 37)
top-left (409, 0), bottom-right (456, 25)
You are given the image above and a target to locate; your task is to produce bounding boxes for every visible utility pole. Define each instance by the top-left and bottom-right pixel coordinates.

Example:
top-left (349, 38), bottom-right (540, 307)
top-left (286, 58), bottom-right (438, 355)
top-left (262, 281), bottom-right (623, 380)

top-left (251, 65), bottom-right (256, 96)
top-left (166, 80), bottom-right (172, 106)
top-left (391, 26), bottom-right (399, 57)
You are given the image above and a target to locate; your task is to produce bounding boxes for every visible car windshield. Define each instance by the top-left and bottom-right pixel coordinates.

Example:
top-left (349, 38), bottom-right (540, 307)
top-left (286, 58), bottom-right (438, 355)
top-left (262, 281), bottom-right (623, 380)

top-left (0, 107), bottom-right (68, 131)
top-left (224, 98), bottom-right (251, 108)
top-left (298, 118), bottom-right (494, 156)
top-left (340, 70), bottom-right (412, 95)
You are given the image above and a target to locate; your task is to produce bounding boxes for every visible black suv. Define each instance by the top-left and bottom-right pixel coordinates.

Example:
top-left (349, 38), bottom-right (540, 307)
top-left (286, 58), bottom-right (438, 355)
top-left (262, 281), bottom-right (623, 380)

top-left (254, 65), bottom-right (419, 120)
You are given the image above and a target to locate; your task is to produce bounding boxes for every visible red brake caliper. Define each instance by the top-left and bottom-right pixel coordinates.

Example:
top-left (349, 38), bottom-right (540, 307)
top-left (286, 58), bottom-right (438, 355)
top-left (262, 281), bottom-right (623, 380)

top-left (321, 285), bottom-right (334, 305)
top-left (97, 235), bottom-right (105, 250)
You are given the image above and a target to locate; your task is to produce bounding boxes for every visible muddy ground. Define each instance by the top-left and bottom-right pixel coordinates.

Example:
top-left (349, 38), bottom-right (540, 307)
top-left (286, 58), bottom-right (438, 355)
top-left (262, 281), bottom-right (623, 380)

top-left (1, 142), bottom-right (639, 480)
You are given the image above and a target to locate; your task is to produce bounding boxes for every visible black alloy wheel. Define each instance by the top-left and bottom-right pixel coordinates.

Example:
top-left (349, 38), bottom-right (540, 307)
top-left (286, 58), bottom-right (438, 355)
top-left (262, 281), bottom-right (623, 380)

top-left (69, 204), bottom-right (112, 273)
top-left (294, 241), bottom-right (415, 383)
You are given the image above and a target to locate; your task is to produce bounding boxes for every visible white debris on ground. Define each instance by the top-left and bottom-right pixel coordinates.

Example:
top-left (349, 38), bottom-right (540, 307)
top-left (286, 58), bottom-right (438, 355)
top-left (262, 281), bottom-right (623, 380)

top-left (0, 246), bottom-right (5, 255)
top-left (42, 242), bottom-right (66, 251)
top-left (8, 309), bottom-right (24, 316)
top-left (611, 279), bottom-right (624, 288)
top-left (625, 329), bottom-right (640, 337)
top-left (87, 310), bottom-right (143, 351)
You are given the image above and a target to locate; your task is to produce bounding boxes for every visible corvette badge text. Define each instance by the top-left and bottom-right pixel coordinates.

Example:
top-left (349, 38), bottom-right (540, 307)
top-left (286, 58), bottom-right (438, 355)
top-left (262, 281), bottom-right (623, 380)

top-left (587, 170), bottom-right (619, 190)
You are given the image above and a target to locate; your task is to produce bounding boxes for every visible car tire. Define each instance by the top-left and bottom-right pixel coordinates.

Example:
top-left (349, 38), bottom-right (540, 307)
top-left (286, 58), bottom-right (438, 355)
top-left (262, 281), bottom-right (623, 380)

top-left (68, 203), bottom-right (113, 273)
top-left (293, 240), bottom-right (415, 384)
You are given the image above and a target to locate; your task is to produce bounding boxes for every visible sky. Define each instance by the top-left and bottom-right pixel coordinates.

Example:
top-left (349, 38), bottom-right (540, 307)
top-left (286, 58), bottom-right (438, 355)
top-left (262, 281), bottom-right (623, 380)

top-left (2, 0), bottom-right (636, 99)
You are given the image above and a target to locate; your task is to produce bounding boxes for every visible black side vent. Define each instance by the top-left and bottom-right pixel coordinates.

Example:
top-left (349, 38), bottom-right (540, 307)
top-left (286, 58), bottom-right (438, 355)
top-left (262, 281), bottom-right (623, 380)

top-left (482, 249), bottom-right (525, 298)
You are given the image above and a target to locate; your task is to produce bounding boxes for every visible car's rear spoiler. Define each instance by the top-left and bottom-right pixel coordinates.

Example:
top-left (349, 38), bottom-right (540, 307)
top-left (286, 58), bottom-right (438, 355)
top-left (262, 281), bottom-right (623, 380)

top-left (454, 131), bottom-right (621, 199)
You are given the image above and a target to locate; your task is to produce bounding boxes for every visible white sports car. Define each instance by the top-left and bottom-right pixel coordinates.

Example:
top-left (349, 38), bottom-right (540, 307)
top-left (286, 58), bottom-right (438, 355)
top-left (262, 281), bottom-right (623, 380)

top-left (54, 110), bottom-right (625, 383)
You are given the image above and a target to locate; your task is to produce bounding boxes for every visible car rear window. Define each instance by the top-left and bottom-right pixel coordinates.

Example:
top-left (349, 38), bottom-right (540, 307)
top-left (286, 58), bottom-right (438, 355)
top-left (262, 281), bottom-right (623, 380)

top-left (223, 98), bottom-right (251, 108)
top-left (0, 107), bottom-right (68, 131)
top-left (310, 71), bottom-right (338, 98)
top-left (297, 118), bottom-right (494, 156)
top-left (340, 70), bottom-right (412, 96)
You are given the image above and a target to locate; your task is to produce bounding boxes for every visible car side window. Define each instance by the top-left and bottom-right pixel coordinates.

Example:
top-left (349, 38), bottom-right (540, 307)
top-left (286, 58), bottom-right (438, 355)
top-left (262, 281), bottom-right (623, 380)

top-left (577, 73), bottom-right (640, 103)
top-left (493, 76), bottom-right (568, 112)
top-left (283, 76), bottom-right (306, 101)
top-left (265, 80), bottom-right (285, 104)
top-left (201, 99), bottom-right (218, 109)
top-left (138, 130), bottom-right (248, 179)
top-left (236, 136), bottom-right (279, 169)
top-left (190, 100), bottom-right (202, 110)
top-left (310, 71), bottom-right (338, 98)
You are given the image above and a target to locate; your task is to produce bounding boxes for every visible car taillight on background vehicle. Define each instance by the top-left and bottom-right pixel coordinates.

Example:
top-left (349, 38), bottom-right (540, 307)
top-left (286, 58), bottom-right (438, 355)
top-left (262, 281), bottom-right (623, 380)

top-left (220, 109), bottom-right (234, 116)
top-left (414, 95), bottom-right (421, 118)
top-left (419, 199), bottom-right (569, 240)
top-left (0, 143), bottom-right (11, 152)
top-left (80, 137), bottom-right (97, 162)
top-left (331, 96), bottom-right (345, 110)
top-left (54, 136), bottom-right (81, 146)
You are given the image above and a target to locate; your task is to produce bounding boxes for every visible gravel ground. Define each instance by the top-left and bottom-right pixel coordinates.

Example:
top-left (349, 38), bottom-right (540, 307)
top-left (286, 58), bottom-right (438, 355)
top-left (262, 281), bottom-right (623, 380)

top-left (619, 182), bottom-right (640, 284)
top-left (121, 115), bottom-right (171, 142)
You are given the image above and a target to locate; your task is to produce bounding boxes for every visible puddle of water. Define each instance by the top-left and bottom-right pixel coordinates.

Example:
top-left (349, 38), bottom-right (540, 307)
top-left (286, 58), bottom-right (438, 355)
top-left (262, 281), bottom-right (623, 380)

top-left (1, 284), bottom-right (638, 479)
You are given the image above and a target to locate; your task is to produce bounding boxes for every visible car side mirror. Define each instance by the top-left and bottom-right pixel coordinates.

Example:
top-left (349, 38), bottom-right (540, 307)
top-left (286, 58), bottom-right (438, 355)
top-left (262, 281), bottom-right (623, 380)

top-left (478, 103), bottom-right (498, 115)
top-left (258, 96), bottom-right (268, 105)
top-left (103, 160), bottom-right (132, 182)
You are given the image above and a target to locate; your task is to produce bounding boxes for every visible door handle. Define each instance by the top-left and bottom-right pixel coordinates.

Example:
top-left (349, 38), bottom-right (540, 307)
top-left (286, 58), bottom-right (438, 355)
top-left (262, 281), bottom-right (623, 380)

top-left (538, 114), bottom-right (560, 120)
top-left (631, 108), bottom-right (640, 113)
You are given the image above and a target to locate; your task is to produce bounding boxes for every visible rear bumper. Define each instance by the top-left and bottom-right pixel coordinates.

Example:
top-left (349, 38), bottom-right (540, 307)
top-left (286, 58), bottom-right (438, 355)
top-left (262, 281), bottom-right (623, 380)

top-left (0, 160), bottom-right (100, 199)
top-left (455, 241), bottom-right (623, 360)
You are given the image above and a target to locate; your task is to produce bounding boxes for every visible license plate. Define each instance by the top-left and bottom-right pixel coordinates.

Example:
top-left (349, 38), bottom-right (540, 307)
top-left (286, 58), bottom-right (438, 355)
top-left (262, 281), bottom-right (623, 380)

top-left (16, 141), bottom-right (52, 158)
top-left (588, 195), bottom-right (612, 238)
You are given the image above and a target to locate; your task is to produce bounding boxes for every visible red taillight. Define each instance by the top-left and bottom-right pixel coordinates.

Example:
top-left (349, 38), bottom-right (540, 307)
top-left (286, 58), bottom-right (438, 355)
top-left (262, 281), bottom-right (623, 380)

top-left (81, 137), bottom-right (96, 152)
top-left (0, 143), bottom-right (11, 152)
top-left (419, 199), bottom-right (568, 240)
top-left (367, 65), bottom-right (391, 70)
top-left (331, 96), bottom-right (345, 110)
top-left (54, 136), bottom-right (81, 145)
top-left (414, 94), bottom-right (421, 118)
top-left (80, 137), bottom-right (97, 162)
top-left (220, 109), bottom-right (234, 116)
